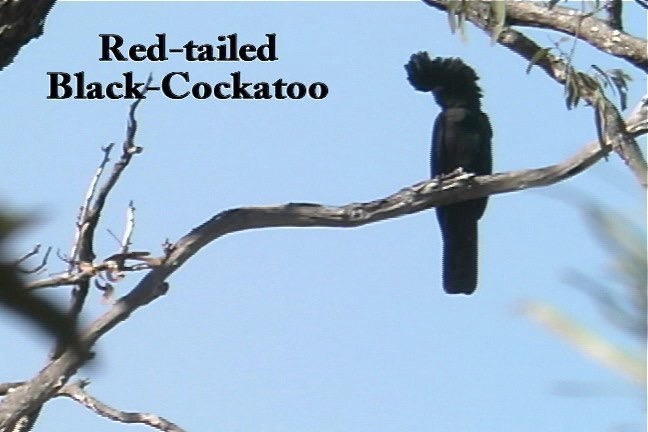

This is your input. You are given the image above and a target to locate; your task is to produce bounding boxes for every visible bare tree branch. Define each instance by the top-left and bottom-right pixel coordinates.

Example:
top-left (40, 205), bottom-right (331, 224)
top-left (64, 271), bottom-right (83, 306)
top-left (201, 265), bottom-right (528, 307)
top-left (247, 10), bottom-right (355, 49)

top-left (0, 0), bottom-right (57, 71)
top-left (25, 271), bottom-right (94, 290)
top-left (0, 384), bottom-right (24, 397)
top-left (25, 254), bottom-right (156, 291)
top-left (505, 2), bottom-right (646, 72)
top-left (6, 406), bottom-right (41, 432)
top-left (4, 106), bottom-right (648, 429)
top-left (56, 380), bottom-right (186, 432)
top-left (0, 381), bottom-right (40, 432)
top-left (120, 201), bottom-right (136, 254)
top-left (74, 74), bottom-right (151, 267)
top-left (14, 246), bottom-right (51, 275)
top-left (49, 279), bottom-right (91, 361)
top-left (421, 0), bottom-right (648, 187)
top-left (105, 202), bottom-right (136, 254)
top-left (13, 245), bottom-right (41, 267)
top-left (68, 144), bottom-right (116, 272)
top-left (38, 79), bottom-right (152, 365)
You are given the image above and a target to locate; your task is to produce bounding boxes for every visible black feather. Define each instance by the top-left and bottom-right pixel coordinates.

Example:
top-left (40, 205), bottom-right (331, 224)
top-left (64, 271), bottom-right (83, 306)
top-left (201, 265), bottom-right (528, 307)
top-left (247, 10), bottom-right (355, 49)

top-left (405, 51), bottom-right (483, 109)
top-left (405, 52), bottom-right (493, 295)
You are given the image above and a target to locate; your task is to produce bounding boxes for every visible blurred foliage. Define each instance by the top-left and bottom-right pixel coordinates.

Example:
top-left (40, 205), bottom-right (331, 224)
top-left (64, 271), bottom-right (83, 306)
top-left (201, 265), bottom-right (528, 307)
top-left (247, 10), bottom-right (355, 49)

top-left (444, 0), bottom-right (507, 43)
top-left (521, 203), bottom-right (646, 387)
top-left (573, 205), bottom-right (647, 342)
top-left (521, 301), bottom-right (645, 385)
top-left (446, 0), bottom-right (469, 42)
top-left (0, 209), bottom-right (82, 353)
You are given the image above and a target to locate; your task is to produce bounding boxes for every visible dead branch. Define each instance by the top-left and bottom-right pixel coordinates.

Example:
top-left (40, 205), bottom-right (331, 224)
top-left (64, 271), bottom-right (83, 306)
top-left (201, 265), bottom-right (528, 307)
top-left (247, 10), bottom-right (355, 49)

top-left (25, 271), bottom-right (94, 290)
top-left (0, 383), bottom-right (24, 397)
top-left (25, 255), bottom-right (155, 291)
top-left (120, 201), bottom-right (136, 253)
top-left (68, 143), bottom-right (116, 272)
top-left (56, 380), bottom-right (186, 432)
top-left (5, 406), bottom-right (41, 432)
top-left (74, 74), bottom-right (151, 267)
top-left (0, 381), bottom-right (40, 432)
top-left (41, 80), bottom-right (153, 363)
top-left (106, 201), bottom-right (136, 254)
top-left (13, 245), bottom-right (41, 266)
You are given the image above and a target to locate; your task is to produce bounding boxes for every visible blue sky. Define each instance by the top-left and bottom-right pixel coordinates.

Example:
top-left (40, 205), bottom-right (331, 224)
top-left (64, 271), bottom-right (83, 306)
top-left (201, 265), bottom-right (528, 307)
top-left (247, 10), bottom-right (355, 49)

top-left (0, 2), bottom-right (645, 431)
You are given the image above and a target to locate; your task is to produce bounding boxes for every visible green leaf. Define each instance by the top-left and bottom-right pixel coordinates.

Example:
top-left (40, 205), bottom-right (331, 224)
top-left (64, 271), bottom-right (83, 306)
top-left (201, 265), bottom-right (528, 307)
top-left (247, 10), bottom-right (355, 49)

top-left (591, 65), bottom-right (632, 110)
top-left (526, 47), bottom-right (551, 74)
top-left (0, 210), bottom-right (83, 355)
top-left (490, 1), bottom-right (506, 45)
top-left (593, 90), bottom-right (607, 150)
top-left (564, 67), bottom-right (581, 110)
top-left (457, 1), bottom-right (468, 42)
top-left (591, 64), bottom-right (614, 92)
top-left (577, 72), bottom-right (599, 93)
top-left (608, 69), bottom-right (631, 110)
top-left (446, 0), bottom-right (459, 34)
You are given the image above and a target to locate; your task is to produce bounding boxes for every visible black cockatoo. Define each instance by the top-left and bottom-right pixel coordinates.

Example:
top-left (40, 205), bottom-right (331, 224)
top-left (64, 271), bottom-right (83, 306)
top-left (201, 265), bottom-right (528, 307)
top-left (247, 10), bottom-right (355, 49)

top-left (405, 52), bottom-right (492, 295)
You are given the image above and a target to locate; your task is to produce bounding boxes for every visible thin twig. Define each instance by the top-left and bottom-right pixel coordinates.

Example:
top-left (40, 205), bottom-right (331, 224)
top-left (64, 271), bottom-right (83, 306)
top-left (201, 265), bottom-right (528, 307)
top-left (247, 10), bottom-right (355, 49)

top-left (68, 143), bottom-right (116, 272)
top-left (121, 201), bottom-right (136, 254)
top-left (14, 245), bottom-right (52, 274)
top-left (14, 245), bottom-right (41, 266)
top-left (106, 201), bottom-right (136, 252)
top-left (26, 257), bottom-right (154, 290)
